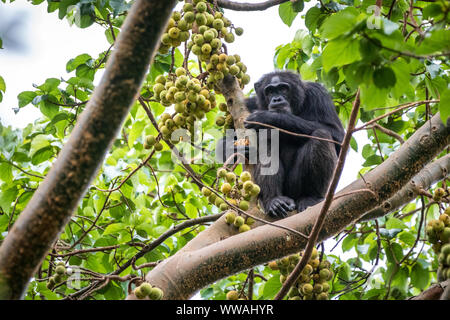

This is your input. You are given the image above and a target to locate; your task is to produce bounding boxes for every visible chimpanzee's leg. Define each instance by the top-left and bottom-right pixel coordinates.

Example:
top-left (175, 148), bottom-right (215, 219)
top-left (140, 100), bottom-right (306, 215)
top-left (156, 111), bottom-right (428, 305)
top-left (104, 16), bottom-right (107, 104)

top-left (286, 129), bottom-right (337, 212)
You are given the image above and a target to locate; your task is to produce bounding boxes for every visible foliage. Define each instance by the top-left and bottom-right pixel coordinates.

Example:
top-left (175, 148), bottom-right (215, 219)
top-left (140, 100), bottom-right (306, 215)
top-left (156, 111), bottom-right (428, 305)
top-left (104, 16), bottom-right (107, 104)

top-left (0, 0), bottom-right (449, 300)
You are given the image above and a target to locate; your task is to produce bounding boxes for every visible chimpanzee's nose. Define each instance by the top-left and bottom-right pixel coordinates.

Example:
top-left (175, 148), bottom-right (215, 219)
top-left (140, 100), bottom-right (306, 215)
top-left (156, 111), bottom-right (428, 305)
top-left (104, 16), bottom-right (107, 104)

top-left (272, 96), bottom-right (283, 103)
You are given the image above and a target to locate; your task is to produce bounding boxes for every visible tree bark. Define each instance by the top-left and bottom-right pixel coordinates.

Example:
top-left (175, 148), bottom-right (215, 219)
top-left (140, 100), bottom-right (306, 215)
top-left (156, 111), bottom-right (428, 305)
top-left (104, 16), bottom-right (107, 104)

top-left (360, 154), bottom-right (450, 221)
top-left (0, 0), bottom-right (177, 299)
top-left (127, 113), bottom-right (449, 300)
top-left (409, 279), bottom-right (450, 300)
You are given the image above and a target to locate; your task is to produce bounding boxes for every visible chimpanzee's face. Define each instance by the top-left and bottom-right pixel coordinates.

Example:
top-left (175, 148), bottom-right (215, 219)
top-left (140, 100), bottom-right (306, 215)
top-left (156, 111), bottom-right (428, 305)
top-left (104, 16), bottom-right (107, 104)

top-left (264, 76), bottom-right (292, 113)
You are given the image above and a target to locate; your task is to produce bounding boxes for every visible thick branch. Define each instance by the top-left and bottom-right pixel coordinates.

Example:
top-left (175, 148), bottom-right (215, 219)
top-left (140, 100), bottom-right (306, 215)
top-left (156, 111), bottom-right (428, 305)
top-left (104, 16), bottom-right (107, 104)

top-left (360, 154), bottom-right (450, 221)
top-left (409, 279), bottom-right (450, 300)
top-left (0, 0), bottom-right (177, 299)
top-left (129, 113), bottom-right (449, 300)
top-left (217, 0), bottom-right (288, 11)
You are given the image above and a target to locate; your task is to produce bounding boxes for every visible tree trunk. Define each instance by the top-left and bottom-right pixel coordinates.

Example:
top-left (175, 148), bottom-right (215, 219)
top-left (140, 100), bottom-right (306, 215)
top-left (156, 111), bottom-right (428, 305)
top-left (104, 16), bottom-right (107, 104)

top-left (0, 0), bottom-right (177, 299)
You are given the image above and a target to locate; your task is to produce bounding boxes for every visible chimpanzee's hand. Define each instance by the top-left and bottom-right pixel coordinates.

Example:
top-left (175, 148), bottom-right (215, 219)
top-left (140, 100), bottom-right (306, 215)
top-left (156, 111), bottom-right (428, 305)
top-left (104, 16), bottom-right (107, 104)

top-left (266, 196), bottom-right (296, 218)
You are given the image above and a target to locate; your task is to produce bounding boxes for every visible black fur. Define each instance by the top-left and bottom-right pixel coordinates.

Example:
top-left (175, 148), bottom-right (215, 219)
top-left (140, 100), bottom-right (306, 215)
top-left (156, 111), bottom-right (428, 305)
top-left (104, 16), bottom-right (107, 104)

top-left (217, 70), bottom-right (345, 218)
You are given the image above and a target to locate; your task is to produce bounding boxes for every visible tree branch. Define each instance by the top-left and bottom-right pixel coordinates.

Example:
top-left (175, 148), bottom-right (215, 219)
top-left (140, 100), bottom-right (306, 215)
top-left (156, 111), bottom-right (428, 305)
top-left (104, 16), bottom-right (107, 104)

top-left (409, 279), bottom-right (450, 300)
top-left (359, 154), bottom-right (450, 221)
top-left (217, 0), bottom-right (289, 11)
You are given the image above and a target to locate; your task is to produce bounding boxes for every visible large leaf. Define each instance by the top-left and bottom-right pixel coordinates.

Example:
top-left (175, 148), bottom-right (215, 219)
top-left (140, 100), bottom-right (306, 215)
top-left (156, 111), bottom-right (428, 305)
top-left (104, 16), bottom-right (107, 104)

top-left (320, 7), bottom-right (359, 40)
top-left (411, 263), bottom-right (430, 290)
top-left (373, 67), bottom-right (396, 89)
top-left (278, 2), bottom-right (299, 27)
top-left (322, 38), bottom-right (361, 72)
top-left (415, 29), bottom-right (450, 55)
top-left (438, 88), bottom-right (450, 125)
top-left (17, 91), bottom-right (37, 108)
top-left (66, 53), bottom-right (93, 72)
top-left (0, 76), bottom-right (5, 93)
top-left (262, 274), bottom-right (282, 299)
top-left (305, 6), bottom-right (322, 31)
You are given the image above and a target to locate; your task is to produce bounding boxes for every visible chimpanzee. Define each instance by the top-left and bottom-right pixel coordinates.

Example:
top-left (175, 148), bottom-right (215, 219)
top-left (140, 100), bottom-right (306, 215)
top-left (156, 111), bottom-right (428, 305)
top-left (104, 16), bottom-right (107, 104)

top-left (216, 70), bottom-right (345, 218)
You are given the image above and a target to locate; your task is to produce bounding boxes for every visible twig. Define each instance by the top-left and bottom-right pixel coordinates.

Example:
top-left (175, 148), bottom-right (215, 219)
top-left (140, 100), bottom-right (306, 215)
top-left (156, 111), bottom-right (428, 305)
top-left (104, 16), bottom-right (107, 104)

top-left (243, 120), bottom-right (342, 146)
top-left (69, 178), bottom-right (118, 249)
top-left (370, 123), bottom-right (405, 144)
top-left (398, 196), bottom-right (426, 265)
top-left (0, 159), bottom-right (44, 179)
top-left (362, 33), bottom-right (449, 59)
top-left (353, 100), bottom-right (439, 132)
top-left (274, 89), bottom-right (361, 300)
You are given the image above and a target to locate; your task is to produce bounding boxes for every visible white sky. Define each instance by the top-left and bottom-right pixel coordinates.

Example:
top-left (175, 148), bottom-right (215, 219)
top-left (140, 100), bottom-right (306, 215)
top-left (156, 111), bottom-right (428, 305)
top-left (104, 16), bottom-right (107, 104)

top-left (0, 1), bottom-right (367, 190)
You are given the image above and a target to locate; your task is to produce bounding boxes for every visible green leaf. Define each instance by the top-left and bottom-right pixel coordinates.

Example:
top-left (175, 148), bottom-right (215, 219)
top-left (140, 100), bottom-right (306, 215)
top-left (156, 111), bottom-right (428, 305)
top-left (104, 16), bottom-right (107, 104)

top-left (360, 83), bottom-right (389, 110)
top-left (398, 231), bottom-right (416, 246)
top-left (305, 6), bottom-right (322, 31)
top-left (0, 185), bottom-right (18, 214)
top-left (278, 2), bottom-right (299, 27)
top-left (362, 154), bottom-right (383, 167)
top-left (0, 76), bottom-right (5, 92)
top-left (30, 134), bottom-right (51, 157)
top-left (299, 61), bottom-right (317, 81)
top-left (38, 78), bottom-right (60, 93)
top-left (322, 38), bottom-right (361, 72)
top-left (320, 7), bottom-right (358, 40)
top-left (379, 228), bottom-right (402, 239)
top-left (66, 53), bottom-right (93, 72)
top-left (103, 223), bottom-right (126, 236)
top-left (39, 99), bottom-right (60, 120)
top-left (18, 91), bottom-right (37, 108)
top-left (76, 64), bottom-right (95, 81)
top-left (391, 266), bottom-right (409, 296)
top-left (415, 29), bottom-right (450, 55)
top-left (338, 262), bottom-right (351, 281)
top-left (350, 136), bottom-right (358, 152)
top-left (384, 242), bottom-right (404, 263)
top-left (110, 0), bottom-right (130, 16)
top-left (438, 88), bottom-right (450, 125)
top-left (31, 146), bottom-right (53, 165)
top-left (423, 4), bottom-right (443, 19)
top-left (362, 288), bottom-right (386, 300)
top-left (105, 27), bottom-right (119, 44)
top-left (373, 67), bottom-right (396, 89)
top-left (262, 274), bottom-right (282, 299)
top-left (391, 59), bottom-right (414, 100)
top-left (74, 3), bottom-right (96, 28)
top-left (386, 217), bottom-right (407, 230)
top-left (411, 263), bottom-right (429, 290)
top-left (58, 0), bottom-right (78, 19)
top-left (0, 162), bottom-right (13, 183)
top-left (128, 120), bottom-right (146, 148)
